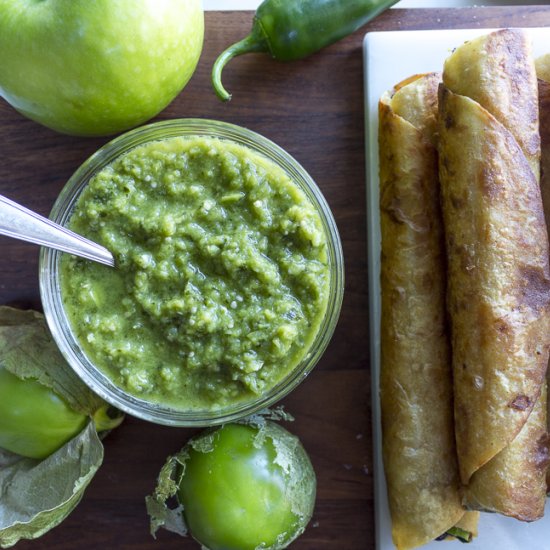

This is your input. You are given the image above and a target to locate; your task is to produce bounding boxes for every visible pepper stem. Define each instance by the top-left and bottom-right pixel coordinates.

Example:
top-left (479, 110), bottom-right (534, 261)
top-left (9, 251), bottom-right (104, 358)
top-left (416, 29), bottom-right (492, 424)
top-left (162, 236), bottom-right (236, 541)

top-left (211, 27), bottom-right (268, 102)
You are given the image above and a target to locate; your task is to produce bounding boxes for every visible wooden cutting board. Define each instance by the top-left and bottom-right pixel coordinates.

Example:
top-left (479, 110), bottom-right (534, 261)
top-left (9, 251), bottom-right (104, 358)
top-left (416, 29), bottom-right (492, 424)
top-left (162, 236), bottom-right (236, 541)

top-left (1, 7), bottom-right (549, 550)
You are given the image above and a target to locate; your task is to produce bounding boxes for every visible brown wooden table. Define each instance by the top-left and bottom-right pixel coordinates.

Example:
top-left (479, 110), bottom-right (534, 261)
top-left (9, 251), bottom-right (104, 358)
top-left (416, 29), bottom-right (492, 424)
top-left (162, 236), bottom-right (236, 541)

top-left (1, 7), bottom-right (549, 549)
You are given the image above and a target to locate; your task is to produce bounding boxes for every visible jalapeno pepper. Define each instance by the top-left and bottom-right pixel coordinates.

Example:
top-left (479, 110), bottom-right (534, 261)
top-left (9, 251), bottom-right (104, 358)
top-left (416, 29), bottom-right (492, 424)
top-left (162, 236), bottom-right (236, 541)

top-left (0, 365), bottom-right (122, 460)
top-left (212, 0), bottom-right (398, 101)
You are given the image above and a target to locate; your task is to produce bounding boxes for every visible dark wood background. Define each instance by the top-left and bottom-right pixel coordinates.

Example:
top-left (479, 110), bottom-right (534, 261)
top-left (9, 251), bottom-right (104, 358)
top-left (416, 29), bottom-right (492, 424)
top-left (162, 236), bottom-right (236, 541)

top-left (1, 7), bottom-right (549, 550)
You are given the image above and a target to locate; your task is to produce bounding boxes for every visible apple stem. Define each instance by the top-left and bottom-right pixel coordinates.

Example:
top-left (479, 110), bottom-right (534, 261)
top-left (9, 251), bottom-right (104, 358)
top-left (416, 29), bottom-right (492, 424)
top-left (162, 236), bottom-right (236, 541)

top-left (211, 29), bottom-right (268, 102)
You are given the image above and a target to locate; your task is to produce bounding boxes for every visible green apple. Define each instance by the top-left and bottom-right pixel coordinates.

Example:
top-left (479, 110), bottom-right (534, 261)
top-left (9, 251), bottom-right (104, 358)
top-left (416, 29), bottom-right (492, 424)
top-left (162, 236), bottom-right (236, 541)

top-left (0, 0), bottom-right (204, 136)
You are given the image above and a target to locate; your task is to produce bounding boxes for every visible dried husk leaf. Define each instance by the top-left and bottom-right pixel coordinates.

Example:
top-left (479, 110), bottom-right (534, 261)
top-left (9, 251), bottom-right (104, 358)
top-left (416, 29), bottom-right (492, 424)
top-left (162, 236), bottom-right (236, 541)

top-left (0, 423), bottom-right (103, 548)
top-left (0, 306), bottom-right (117, 546)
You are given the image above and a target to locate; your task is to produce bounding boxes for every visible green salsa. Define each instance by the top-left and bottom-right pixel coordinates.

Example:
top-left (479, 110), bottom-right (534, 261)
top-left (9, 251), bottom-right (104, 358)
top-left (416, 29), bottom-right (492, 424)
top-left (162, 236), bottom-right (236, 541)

top-left (60, 136), bottom-right (331, 411)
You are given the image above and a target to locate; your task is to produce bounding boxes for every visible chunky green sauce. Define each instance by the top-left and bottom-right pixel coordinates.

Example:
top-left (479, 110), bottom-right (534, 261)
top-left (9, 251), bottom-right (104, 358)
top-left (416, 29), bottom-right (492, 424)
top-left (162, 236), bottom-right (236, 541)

top-left (60, 136), bottom-right (330, 411)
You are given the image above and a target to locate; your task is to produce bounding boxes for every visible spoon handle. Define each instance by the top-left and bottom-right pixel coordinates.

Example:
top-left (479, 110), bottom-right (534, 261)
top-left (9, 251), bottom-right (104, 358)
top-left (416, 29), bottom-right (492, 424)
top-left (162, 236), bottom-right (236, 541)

top-left (0, 194), bottom-right (115, 267)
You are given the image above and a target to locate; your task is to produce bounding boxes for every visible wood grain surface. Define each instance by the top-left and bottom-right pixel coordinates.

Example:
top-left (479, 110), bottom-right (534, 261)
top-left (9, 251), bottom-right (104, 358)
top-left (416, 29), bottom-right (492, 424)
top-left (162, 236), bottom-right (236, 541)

top-left (1, 7), bottom-right (549, 550)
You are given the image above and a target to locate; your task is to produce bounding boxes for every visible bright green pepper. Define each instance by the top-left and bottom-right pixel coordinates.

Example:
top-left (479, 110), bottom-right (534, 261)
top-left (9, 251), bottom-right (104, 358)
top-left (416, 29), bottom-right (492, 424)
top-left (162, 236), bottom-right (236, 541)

top-left (0, 366), bottom-right (121, 460)
top-left (212, 0), bottom-right (399, 101)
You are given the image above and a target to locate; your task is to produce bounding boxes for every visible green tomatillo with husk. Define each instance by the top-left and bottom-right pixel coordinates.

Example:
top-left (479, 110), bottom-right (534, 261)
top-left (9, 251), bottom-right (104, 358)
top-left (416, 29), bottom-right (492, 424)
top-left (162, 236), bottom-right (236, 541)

top-left (146, 412), bottom-right (316, 550)
top-left (0, 366), bottom-right (122, 460)
top-left (0, 306), bottom-right (124, 548)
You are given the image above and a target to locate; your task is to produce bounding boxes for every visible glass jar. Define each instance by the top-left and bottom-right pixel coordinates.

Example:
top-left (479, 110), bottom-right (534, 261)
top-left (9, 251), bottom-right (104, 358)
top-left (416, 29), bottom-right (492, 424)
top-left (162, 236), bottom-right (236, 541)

top-left (40, 119), bottom-right (344, 426)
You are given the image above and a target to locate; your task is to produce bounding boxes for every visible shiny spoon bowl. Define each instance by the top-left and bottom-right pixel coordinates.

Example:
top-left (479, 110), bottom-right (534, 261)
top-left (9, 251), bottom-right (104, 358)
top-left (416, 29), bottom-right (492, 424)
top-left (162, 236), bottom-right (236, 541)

top-left (0, 194), bottom-right (115, 267)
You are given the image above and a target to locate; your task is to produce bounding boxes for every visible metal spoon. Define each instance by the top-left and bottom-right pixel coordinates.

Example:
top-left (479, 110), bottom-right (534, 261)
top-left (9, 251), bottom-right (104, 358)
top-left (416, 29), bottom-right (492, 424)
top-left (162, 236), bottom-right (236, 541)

top-left (0, 194), bottom-right (115, 267)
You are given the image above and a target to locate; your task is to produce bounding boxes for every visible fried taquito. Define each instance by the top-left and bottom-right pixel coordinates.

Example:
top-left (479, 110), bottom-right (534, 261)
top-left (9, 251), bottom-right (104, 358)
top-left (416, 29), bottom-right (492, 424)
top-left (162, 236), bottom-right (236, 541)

top-left (537, 58), bottom-right (550, 496)
top-left (380, 72), bottom-right (475, 549)
top-left (439, 29), bottom-right (550, 521)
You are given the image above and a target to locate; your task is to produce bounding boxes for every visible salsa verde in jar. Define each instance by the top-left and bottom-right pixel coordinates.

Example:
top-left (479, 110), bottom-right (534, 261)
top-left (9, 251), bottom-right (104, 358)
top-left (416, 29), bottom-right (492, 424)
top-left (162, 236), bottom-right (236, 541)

top-left (60, 135), bottom-right (332, 412)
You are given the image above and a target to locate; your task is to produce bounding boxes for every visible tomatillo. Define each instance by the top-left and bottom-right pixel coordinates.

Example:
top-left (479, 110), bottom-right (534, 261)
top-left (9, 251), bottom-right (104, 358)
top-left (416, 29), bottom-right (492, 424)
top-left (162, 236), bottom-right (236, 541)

top-left (177, 422), bottom-right (316, 550)
top-left (0, 365), bottom-right (121, 460)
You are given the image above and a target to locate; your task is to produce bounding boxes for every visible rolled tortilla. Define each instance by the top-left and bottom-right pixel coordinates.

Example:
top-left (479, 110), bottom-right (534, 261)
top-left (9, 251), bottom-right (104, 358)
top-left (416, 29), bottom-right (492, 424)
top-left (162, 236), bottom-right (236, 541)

top-left (537, 61), bottom-right (550, 495)
top-left (442, 29), bottom-right (540, 180)
top-left (379, 73), bottom-right (470, 549)
top-left (465, 385), bottom-right (548, 520)
top-left (439, 29), bottom-right (550, 520)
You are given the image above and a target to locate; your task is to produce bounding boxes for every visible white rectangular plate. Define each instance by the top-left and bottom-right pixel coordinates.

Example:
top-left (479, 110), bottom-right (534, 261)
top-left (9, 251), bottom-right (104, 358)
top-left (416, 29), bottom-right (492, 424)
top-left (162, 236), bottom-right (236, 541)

top-left (364, 27), bottom-right (550, 550)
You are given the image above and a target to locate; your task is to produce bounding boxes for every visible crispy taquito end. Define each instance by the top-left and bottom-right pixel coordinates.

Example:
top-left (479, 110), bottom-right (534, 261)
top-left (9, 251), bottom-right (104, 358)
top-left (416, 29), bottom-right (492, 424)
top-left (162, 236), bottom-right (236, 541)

top-left (537, 65), bottom-right (550, 495)
top-left (380, 73), bottom-right (466, 550)
top-left (442, 28), bottom-right (540, 180)
top-left (438, 83), bottom-right (550, 520)
top-left (390, 73), bottom-right (440, 144)
top-left (465, 385), bottom-right (550, 520)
